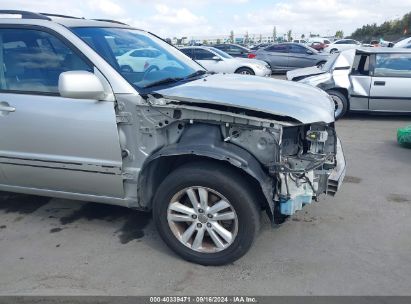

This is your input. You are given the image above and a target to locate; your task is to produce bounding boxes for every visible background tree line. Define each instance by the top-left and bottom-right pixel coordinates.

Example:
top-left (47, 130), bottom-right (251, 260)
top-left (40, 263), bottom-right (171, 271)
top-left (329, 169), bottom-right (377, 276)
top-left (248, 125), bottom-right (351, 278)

top-left (349, 11), bottom-right (411, 42)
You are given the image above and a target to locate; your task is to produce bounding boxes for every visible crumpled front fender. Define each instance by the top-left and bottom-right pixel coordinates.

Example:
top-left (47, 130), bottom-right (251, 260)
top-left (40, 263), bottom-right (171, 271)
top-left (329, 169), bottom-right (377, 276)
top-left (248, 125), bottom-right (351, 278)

top-left (138, 123), bottom-right (276, 218)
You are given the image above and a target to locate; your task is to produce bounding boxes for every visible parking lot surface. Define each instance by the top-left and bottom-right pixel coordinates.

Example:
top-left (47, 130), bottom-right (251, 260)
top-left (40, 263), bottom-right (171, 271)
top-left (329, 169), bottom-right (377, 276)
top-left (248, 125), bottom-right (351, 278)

top-left (0, 99), bottom-right (411, 295)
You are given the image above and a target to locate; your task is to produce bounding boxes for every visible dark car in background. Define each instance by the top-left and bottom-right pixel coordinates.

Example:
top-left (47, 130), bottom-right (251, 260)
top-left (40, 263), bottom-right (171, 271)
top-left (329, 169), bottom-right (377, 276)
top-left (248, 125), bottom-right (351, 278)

top-left (255, 43), bottom-right (329, 73)
top-left (212, 43), bottom-right (254, 58)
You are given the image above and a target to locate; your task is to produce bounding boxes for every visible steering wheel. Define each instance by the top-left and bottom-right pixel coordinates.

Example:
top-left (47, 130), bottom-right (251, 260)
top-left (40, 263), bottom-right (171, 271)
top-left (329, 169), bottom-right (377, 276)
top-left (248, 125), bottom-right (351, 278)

top-left (142, 65), bottom-right (160, 80)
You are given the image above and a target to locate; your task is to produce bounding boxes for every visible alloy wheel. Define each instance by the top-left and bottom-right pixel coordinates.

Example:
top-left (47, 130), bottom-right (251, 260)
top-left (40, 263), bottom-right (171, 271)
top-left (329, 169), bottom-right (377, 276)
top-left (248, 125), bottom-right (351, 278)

top-left (332, 94), bottom-right (344, 118)
top-left (167, 186), bottom-right (238, 253)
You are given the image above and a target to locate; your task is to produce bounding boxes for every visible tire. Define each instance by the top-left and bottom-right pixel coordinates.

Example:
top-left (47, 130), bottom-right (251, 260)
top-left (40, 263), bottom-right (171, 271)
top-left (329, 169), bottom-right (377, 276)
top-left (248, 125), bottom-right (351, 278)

top-left (235, 67), bottom-right (255, 75)
top-left (330, 48), bottom-right (338, 54)
top-left (327, 90), bottom-right (348, 120)
top-left (120, 65), bottom-right (133, 72)
top-left (153, 161), bottom-right (260, 265)
top-left (316, 61), bottom-right (326, 68)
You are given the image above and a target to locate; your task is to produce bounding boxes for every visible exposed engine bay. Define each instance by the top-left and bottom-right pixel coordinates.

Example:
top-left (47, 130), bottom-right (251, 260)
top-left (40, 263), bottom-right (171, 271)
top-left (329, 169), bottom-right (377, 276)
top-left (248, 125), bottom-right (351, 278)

top-left (125, 93), bottom-right (344, 224)
top-left (223, 122), bottom-right (338, 219)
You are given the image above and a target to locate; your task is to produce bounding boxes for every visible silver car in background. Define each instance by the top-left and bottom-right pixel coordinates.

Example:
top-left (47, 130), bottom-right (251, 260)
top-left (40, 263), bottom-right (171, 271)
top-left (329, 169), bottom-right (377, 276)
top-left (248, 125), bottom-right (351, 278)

top-left (287, 48), bottom-right (411, 119)
top-left (180, 46), bottom-right (272, 76)
top-left (255, 43), bottom-right (329, 73)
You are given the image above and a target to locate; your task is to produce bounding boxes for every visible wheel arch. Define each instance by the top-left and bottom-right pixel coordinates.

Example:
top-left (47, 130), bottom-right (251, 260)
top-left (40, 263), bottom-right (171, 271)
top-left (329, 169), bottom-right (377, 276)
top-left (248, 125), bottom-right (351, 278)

top-left (327, 87), bottom-right (350, 110)
top-left (137, 124), bottom-right (274, 214)
top-left (234, 66), bottom-right (255, 74)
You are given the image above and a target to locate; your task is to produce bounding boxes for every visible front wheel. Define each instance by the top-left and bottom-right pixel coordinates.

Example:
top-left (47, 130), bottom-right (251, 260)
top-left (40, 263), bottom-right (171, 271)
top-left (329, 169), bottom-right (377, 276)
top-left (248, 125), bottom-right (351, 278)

top-left (153, 161), bottom-right (260, 265)
top-left (235, 67), bottom-right (255, 75)
top-left (316, 61), bottom-right (326, 68)
top-left (328, 90), bottom-right (348, 120)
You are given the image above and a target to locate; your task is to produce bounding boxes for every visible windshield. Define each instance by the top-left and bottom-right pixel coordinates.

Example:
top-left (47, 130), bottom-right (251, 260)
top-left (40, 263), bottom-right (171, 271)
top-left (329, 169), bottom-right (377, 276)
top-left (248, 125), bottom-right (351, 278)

top-left (394, 38), bottom-right (411, 48)
top-left (321, 53), bottom-right (339, 71)
top-left (209, 47), bottom-right (232, 59)
top-left (71, 27), bottom-right (205, 90)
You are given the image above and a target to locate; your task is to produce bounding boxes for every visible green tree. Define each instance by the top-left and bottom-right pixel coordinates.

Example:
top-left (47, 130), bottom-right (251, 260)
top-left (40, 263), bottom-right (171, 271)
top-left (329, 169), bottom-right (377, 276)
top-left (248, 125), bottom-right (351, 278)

top-left (350, 11), bottom-right (411, 41)
top-left (244, 31), bottom-right (249, 45)
top-left (335, 30), bottom-right (344, 39)
top-left (229, 30), bottom-right (234, 43)
top-left (287, 30), bottom-right (292, 42)
top-left (272, 26), bottom-right (277, 42)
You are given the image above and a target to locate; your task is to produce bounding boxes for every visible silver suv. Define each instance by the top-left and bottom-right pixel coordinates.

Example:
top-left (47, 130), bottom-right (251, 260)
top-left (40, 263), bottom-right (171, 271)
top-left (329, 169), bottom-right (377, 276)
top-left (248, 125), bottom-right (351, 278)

top-left (0, 11), bottom-right (346, 265)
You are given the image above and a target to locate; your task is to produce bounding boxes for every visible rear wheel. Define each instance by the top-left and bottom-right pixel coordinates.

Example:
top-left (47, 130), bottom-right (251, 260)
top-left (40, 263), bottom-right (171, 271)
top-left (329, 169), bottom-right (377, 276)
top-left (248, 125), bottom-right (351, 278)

top-left (328, 90), bottom-right (348, 119)
top-left (153, 161), bottom-right (260, 265)
top-left (317, 61), bottom-right (326, 68)
top-left (235, 67), bottom-right (255, 75)
top-left (330, 48), bottom-right (338, 54)
top-left (120, 65), bottom-right (133, 72)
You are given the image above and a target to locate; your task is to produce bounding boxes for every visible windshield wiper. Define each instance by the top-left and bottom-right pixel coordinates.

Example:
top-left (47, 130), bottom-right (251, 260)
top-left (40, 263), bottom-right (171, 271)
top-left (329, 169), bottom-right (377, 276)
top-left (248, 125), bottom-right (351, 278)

top-left (144, 77), bottom-right (183, 89)
top-left (143, 70), bottom-right (208, 89)
top-left (183, 70), bottom-right (207, 79)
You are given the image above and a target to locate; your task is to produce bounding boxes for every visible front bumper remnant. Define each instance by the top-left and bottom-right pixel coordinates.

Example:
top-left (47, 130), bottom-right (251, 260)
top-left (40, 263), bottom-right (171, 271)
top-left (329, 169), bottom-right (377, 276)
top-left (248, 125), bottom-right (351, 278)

top-left (327, 138), bottom-right (346, 195)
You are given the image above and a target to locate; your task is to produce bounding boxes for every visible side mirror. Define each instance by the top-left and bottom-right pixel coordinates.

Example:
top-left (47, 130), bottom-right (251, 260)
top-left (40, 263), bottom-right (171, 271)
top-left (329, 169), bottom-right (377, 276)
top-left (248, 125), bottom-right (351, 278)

top-left (212, 56), bottom-right (222, 61)
top-left (306, 50), bottom-right (314, 55)
top-left (59, 71), bottom-right (105, 100)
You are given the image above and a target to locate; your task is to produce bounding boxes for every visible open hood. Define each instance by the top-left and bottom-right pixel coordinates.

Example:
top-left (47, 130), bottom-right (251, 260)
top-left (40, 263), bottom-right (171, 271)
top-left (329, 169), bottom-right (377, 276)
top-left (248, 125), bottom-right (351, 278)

top-left (155, 74), bottom-right (334, 124)
top-left (286, 66), bottom-right (326, 81)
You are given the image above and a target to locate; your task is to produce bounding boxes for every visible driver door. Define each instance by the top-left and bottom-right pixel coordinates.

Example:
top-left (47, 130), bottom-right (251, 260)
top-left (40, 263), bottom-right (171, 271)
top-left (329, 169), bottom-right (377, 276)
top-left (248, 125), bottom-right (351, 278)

top-left (0, 27), bottom-right (124, 198)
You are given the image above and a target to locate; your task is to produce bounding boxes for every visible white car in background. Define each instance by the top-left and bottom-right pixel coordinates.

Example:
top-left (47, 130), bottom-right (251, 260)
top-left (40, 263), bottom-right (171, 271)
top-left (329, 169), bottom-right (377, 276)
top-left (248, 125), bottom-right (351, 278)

top-left (180, 46), bottom-right (272, 76)
top-left (394, 37), bottom-right (411, 48)
top-left (116, 47), bottom-right (179, 72)
top-left (323, 39), bottom-right (361, 54)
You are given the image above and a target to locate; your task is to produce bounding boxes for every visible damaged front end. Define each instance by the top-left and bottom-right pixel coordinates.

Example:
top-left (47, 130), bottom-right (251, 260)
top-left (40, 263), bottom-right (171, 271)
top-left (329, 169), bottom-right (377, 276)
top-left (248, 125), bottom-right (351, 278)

top-left (269, 123), bottom-right (345, 222)
top-left (137, 92), bottom-right (345, 225)
top-left (132, 74), bottom-right (346, 225)
top-left (219, 119), bottom-right (346, 223)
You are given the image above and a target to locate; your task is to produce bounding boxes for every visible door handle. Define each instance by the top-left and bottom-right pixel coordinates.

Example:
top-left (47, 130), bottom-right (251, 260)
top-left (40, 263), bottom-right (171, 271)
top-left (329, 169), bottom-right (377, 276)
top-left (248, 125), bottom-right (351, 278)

top-left (0, 102), bottom-right (16, 113)
top-left (374, 81), bottom-right (385, 86)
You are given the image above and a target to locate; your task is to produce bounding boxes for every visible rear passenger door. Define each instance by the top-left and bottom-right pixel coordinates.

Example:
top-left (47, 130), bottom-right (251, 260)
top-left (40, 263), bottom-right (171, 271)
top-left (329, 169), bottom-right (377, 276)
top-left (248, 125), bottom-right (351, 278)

top-left (369, 53), bottom-right (411, 112)
top-left (0, 27), bottom-right (124, 198)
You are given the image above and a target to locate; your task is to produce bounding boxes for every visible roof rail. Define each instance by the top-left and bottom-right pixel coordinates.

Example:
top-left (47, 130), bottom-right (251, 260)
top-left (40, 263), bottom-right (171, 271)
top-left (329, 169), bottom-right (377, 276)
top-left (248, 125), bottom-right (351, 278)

top-left (92, 19), bottom-right (129, 25)
top-left (0, 10), bottom-right (51, 20)
top-left (40, 13), bottom-right (82, 19)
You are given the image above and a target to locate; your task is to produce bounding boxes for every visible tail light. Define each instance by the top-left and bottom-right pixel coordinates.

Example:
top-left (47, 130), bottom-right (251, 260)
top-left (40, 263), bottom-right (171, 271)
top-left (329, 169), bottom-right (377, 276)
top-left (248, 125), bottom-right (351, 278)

top-left (248, 53), bottom-right (256, 59)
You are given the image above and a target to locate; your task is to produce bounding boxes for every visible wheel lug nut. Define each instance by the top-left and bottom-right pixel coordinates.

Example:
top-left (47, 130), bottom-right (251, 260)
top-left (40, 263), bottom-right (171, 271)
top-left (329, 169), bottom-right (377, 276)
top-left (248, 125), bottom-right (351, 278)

top-left (192, 214), bottom-right (197, 219)
top-left (198, 209), bottom-right (204, 213)
top-left (207, 223), bottom-right (212, 228)
top-left (207, 214), bottom-right (213, 218)
top-left (197, 223), bottom-right (202, 228)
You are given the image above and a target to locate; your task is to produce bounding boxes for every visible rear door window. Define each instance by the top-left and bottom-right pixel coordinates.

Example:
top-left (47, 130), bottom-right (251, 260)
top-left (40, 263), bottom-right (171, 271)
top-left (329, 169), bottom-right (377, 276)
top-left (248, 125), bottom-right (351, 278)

top-left (289, 45), bottom-right (307, 54)
top-left (193, 49), bottom-right (215, 60)
top-left (265, 44), bottom-right (288, 53)
top-left (374, 53), bottom-right (411, 77)
top-left (180, 48), bottom-right (194, 59)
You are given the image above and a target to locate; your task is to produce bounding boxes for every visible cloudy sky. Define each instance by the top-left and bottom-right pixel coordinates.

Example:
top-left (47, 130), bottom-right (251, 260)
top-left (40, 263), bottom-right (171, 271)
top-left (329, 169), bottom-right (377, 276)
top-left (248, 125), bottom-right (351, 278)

top-left (1, 0), bottom-right (410, 38)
